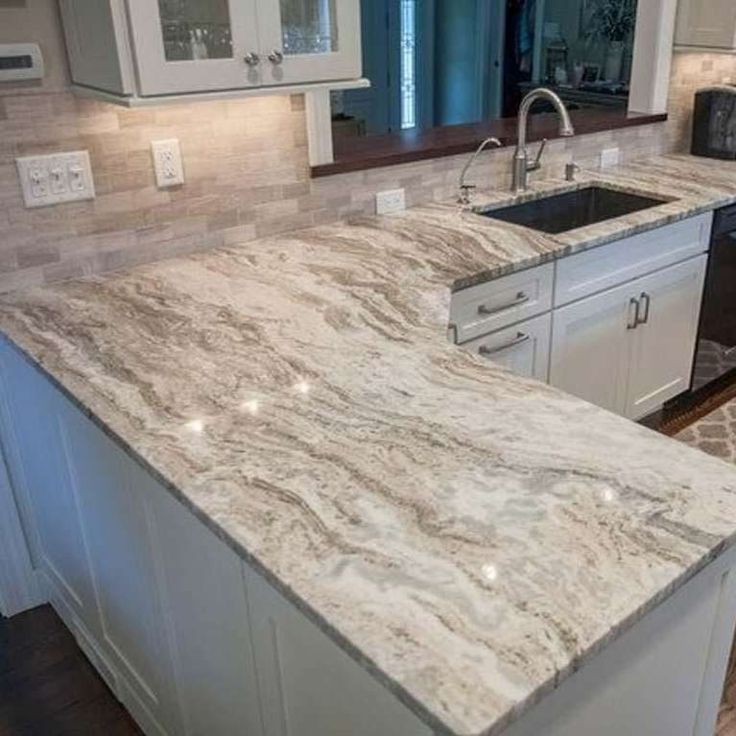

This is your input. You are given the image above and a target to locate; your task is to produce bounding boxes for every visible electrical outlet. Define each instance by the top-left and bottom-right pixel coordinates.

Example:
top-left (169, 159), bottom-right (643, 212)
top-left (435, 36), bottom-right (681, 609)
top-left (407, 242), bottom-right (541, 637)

top-left (151, 139), bottom-right (185, 188)
top-left (600, 147), bottom-right (621, 169)
top-left (376, 188), bottom-right (406, 215)
top-left (16, 151), bottom-right (95, 208)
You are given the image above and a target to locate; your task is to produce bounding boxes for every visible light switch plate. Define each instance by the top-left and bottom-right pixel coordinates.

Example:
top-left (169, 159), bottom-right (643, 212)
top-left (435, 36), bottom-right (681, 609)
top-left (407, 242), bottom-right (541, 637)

top-left (151, 139), bottom-right (185, 188)
top-left (376, 188), bottom-right (406, 215)
top-left (600, 147), bottom-right (621, 169)
top-left (16, 151), bottom-right (95, 208)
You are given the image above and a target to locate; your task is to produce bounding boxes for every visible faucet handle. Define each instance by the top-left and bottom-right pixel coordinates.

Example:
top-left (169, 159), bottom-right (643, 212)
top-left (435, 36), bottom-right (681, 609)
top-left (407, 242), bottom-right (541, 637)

top-left (565, 161), bottom-right (581, 181)
top-left (528, 139), bottom-right (548, 172)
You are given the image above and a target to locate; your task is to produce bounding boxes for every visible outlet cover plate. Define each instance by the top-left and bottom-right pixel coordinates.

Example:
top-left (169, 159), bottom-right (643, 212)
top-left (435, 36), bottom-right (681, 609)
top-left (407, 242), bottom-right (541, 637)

top-left (151, 139), bottom-right (185, 188)
top-left (16, 151), bottom-right (95, 208)
top-left (376, 188), bottom-right (406, 216)
top-left (600, 147), bottom-right (621, 170)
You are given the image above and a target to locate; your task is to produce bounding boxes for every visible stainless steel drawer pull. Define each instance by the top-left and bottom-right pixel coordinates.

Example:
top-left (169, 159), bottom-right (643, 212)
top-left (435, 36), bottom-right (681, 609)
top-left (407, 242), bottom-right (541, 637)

top-left (479, 332), bottom-right (530, 356)
top-left (638, 292), bottom-right (651, 325)
top-left (477, 291), bottom-right (530, 316)
top-left (627, 297), bottom-right (640, 330)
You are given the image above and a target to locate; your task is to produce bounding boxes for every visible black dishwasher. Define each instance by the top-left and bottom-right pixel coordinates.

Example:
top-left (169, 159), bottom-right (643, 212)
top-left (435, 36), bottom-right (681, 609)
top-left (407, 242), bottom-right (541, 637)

top-left (692, 204), bottom-right (736, 392)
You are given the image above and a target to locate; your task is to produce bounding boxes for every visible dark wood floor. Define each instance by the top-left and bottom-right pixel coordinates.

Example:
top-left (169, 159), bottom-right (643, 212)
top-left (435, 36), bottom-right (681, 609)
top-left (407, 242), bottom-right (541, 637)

top-left (0, 605), bottom-right (141, 736)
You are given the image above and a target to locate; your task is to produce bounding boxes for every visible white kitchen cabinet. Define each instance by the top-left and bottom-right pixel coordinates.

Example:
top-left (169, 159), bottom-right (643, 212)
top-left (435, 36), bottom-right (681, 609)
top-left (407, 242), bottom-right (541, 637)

top-left (549, 279), bottom-right (635, 415)
top-left (59, 0), bottom-right (362, 102)
top-left (59, 403), bottom-right (182, 736)
top-left (0, 347), bottom-right (98, 630)
top-left (675, 0), bottom-right (736, 50)
top-left (554, 214), bottom-right (711, 309)
top-left (449, 263), bottom-right (554, 344)
top-left (462, 313), bottom-right (552, 382)
top-left (146, 480), bottom-right (265, 736)
top-left (626, 256), bottom-right (707, 419)
top-left (550, 255), bottom-right (707, 420)
top-left (244, 564), bottom-right (433, 736)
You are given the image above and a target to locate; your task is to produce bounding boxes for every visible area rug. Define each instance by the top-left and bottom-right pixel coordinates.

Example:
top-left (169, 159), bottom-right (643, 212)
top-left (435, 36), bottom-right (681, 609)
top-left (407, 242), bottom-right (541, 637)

top-left (675, 398), bottom-right (736, 464)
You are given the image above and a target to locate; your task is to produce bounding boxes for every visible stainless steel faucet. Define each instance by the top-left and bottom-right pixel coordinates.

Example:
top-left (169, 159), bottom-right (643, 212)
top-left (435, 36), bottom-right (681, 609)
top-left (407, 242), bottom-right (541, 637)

top-left (512, 88), bottom-right (575, 192)
top-left (458, 137), bottom-right (501, 204)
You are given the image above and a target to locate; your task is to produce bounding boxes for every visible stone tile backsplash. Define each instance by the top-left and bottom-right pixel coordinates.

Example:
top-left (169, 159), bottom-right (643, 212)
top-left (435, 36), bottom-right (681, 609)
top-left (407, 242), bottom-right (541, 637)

top-left (0, 51), bottom-right (730, 293)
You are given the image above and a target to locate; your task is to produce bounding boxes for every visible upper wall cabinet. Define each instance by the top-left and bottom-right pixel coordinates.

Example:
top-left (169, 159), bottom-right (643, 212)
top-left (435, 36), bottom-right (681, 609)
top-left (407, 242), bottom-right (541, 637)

top-left (675, 0), bottom-right (736, 50)
top-left (59, 0), bottom-right (362, 103)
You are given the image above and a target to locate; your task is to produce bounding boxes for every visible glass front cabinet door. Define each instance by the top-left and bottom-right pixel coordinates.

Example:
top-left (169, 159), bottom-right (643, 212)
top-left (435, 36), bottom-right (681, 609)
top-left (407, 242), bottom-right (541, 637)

top-left (126, 0), bottom-right (361, 96)
top-left (257, 0), bottom-right (361, 86)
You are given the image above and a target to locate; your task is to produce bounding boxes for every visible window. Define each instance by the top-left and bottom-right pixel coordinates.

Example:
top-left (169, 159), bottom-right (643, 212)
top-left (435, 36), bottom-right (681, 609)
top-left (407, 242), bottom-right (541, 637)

top-left (400, 0), bottom-right (418, 130)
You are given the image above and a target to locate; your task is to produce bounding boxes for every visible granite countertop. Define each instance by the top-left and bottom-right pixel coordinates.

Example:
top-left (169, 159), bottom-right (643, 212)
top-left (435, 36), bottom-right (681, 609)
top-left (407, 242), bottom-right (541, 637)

top-left (4, 153), bottom-right (736, 736)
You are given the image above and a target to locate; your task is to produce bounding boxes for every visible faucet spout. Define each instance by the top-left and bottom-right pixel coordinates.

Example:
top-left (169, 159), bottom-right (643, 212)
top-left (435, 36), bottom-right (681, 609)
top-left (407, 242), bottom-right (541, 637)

top-left (512, 88), bottom-right (575, 192)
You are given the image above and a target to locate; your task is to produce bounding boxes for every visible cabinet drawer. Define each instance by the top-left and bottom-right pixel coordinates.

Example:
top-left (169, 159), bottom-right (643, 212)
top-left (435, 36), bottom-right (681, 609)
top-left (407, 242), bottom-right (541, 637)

top-left (450, 263), bottom-right (554, 344)
top-left (461, 313), bottom-right (552, 382)
top-left (554, 213), bottom-right (713, 307)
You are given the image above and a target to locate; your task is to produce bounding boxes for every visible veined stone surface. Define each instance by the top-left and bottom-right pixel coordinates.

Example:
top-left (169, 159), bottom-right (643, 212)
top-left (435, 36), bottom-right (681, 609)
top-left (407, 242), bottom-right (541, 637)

top-left (2, 154), bottom-right (736, 736)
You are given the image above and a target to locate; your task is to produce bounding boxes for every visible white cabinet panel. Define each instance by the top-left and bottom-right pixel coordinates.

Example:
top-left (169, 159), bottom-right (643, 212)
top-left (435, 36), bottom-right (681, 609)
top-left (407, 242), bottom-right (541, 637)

top-left (462, 313), bottom-right (551, 382)
top-left (554, 214), bottom-right (711, 308)
top-left (148, 480), bottom-right (265, 736)
top-left (551, 255), bottom-right (708, 420)
top-left (244, 564), bottom-right (433, 736)
top-left (450, 263), bottom-right (554, 344)
top-left (0, 345), bottom-right (97, 626)
top-left (550, 280), bottom-right (634, 415)
top-left (59, 0), bottom-right (135, 95)
top-left (625, 255), bottom-right (707, 420)
top-left (59, 403), bottom-right (180, 736)
top-left (127, 0), bottom-right (262, 96)
top-left (676, 0), bottom-right (736, 49)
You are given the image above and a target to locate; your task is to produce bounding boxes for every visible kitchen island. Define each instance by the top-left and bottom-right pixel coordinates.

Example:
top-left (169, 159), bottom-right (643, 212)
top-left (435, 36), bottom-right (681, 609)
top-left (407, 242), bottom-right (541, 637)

top-left (3, 154), bottom-right (736, 736)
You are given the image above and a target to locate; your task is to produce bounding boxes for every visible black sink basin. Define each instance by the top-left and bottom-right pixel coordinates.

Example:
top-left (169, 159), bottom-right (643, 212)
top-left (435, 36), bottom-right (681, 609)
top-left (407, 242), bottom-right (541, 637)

top-left (480, 186), bottom-right (668, 234)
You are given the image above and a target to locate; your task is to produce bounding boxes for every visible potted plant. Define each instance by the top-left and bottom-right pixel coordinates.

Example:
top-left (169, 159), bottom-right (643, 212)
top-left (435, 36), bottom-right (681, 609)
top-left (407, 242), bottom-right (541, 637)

top-left (585, 0), bottom-right (637, 82)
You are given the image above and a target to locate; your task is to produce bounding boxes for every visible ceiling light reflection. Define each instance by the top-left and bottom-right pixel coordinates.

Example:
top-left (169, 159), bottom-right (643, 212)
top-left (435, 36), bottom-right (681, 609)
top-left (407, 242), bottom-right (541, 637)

top-left (241, 399), bottom-right (260, 415)
top-left (482, 563), bottom-right (498, 583)
top-left (184, 418), bottom-right (205, 434)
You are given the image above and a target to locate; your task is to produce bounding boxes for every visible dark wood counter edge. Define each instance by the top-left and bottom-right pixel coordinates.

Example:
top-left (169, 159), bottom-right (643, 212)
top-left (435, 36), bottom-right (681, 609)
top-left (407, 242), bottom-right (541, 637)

top-left (311, 110), bottom-right (668, 178)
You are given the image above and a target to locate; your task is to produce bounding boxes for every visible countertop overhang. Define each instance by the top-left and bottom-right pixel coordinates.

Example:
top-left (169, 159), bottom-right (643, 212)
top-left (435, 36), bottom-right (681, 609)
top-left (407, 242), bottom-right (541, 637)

top-left (3, 154), bottom-right (736, 736)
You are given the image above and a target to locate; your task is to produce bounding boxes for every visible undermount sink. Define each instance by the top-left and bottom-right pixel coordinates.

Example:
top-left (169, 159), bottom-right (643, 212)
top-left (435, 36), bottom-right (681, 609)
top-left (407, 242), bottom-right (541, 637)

top-left (479, 185), bottom-right (669, 235)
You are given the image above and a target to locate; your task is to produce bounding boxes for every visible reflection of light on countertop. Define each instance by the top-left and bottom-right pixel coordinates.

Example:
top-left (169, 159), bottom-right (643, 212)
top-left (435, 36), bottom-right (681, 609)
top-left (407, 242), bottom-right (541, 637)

top-left (293, 379), bottom-right (311, 395)
top-left (482, 563), bottom-right (498, 583)
top-left (241, 399), bottom-right (260, 415)
top-left (184, 418), bottom-right (205, 434)
top-left (601, 487), bottom-right (616, 503)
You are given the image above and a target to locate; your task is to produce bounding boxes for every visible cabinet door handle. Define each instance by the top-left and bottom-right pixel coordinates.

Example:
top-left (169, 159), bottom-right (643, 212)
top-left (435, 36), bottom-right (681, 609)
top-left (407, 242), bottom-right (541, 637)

top-left (638, 292), bottom-right (651, 325)
top-left (478, 291), bottom-right (530, 316)
top-left (244, 52), bottom-right (261, 66)
top-left (479, 332), bottom-right (530, 356)
top-left (627, 297), bottom-right (640, 330)
top-left (268, 49), bottom-right (284, 64)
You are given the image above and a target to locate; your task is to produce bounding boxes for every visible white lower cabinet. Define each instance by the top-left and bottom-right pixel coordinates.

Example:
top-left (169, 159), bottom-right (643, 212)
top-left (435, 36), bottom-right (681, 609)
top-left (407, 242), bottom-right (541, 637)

top-left (549, 278), bottom-right (637, 416)
top-left (550, 255), bottom-right (707, 420)
top-left (0, 350), bottom-right (99, 633)
top-left (625, 256), bottom-right (708, 419)
top-left (462, 313), bottom-right (551, 382)
top-left (244, 565), bottom-right (432, 736)
top-left (59, 405), bottom-right (182, 736)
top-left (146, 483), bottom-right (265, 736)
